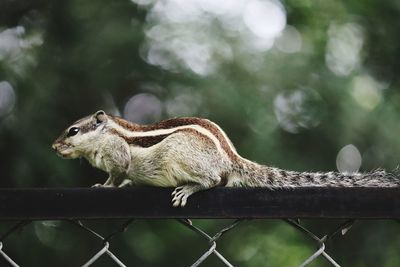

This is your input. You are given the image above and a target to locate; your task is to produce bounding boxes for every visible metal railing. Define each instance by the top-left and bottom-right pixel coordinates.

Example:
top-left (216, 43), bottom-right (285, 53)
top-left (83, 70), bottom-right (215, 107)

top-left (0, 187), bottom-right (399, 266)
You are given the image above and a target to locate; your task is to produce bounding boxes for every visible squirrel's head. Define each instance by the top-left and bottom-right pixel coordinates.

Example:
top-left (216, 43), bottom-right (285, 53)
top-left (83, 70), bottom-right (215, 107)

top-left (52, 110), bottom-right (108, 159)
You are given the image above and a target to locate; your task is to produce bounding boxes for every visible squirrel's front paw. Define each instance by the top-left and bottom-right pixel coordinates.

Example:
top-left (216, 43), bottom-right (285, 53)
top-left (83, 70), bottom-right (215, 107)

top-left (91, 183), bottom-right (104, 188)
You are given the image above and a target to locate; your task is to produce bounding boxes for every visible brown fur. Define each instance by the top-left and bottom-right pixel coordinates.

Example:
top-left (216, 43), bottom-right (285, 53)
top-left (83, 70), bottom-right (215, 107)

top-left (111, 129), bottom-right (171, 147)
top-left (110, 116), bottom-right (237, 160)
top-left (111, 127), bottom-right (216, 149)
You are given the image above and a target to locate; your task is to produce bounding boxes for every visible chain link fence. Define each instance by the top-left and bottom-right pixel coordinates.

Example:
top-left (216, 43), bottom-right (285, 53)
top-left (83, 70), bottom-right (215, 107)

top-left (0, 218), bottom-right (398, 266)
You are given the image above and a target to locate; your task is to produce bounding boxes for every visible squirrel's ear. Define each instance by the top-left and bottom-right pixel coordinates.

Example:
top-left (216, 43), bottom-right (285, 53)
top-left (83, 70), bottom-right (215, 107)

top-left (94, 110), bottom-right (107, 124)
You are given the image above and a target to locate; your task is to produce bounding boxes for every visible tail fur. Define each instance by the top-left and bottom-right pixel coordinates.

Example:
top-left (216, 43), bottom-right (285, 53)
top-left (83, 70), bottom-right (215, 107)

top-left (229, 159), bottom-right (400, 188)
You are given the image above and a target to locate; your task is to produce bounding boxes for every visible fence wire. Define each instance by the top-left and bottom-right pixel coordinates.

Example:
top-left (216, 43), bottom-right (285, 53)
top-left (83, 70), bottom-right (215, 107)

top-left (0, 218), bottom-right (397, 267)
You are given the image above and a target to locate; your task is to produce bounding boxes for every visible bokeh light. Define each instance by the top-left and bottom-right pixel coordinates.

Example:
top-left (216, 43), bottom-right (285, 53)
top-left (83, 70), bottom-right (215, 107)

top-left (0, 81), bottom-right (16, 118)
top-left (273, 88), bottom-right (323, 133)
top-left (0, 26), bottom-right (25, 60)
top-left (325, 23), bottom-right (364, 76)
top-left (336, 144), bottom-right (362, 173)
top-left (0, 25), bottom-right (43, 76)
top-left (123, 93), bottom-right (162, 124)
top-left (243, 0), bottom-right (286, 39)
top-left (275, 25), bottom-right (302, 54)
top-left (141, 0), bottom-right (287, 75)
top-left (351, 74), bottom-right (385, 110)
top-left (165, 89), bottom-right (203, 117)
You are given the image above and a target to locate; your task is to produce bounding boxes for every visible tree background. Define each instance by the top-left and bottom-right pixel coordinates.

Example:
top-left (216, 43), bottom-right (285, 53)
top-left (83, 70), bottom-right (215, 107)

top-left (0, 0), bottom-right (399, 266)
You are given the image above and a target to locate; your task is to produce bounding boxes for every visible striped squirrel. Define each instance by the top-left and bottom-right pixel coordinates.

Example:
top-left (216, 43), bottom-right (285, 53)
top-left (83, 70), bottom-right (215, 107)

top-left (52, 110), bottom-right (400, 207)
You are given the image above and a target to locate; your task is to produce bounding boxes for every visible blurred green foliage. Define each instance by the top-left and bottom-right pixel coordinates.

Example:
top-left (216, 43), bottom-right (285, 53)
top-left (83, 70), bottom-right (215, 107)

top-left (0, 0), bottom-right (399, 266)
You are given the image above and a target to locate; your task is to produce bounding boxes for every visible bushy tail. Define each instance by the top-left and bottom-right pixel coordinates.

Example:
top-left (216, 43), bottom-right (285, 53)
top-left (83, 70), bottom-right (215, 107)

top-left (230, 159), bottom-right (400, 188)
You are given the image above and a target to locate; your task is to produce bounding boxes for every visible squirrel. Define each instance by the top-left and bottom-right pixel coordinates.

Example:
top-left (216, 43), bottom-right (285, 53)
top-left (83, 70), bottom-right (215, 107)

top-left (52, 110), bottom-right (400, 207)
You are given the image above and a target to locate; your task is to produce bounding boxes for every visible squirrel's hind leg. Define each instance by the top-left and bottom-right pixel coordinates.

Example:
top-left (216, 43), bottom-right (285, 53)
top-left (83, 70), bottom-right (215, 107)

top-left (171, 174), bottom-right (221, 207)
top-left (172, 184), bottom-right (202, 207)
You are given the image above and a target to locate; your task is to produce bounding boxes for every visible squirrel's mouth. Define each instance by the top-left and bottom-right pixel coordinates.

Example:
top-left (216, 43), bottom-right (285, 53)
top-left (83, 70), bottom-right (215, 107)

top-left (52, 143), bottom-right (75, 158)
top-left (57, 151), bottom-right (72, 158)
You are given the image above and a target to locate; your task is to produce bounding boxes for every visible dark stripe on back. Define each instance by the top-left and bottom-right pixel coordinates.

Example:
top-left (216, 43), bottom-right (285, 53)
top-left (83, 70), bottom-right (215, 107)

top-left (111, 130), bottom-right (172, 147)
top-left (111, 128), bottom-right (215, 148)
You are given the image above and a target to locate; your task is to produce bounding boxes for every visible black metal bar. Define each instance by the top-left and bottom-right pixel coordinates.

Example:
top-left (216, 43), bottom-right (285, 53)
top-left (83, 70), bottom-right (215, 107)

top-left (0, 187), bottom-right (399, 219)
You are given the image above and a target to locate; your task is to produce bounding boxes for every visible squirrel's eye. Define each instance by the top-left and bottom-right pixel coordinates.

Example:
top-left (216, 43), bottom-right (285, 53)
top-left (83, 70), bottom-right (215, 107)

top-left (67, 127), bottom-right (80, 137)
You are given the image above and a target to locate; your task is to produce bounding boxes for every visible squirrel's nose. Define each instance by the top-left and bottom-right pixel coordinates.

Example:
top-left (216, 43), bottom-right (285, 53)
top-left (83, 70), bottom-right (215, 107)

top-left (52, 143), bottom-right (59, 151)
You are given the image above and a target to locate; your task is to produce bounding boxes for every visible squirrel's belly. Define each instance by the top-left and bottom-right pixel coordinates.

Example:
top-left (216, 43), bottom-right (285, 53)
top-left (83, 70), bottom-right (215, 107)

top-left (144, 173), bottom-right (180, 187)
top-left (127, 167), bottom-right (182, 187)
top-left (145, 164), bottom-right (195, 187)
